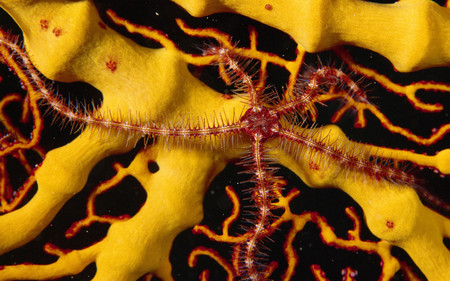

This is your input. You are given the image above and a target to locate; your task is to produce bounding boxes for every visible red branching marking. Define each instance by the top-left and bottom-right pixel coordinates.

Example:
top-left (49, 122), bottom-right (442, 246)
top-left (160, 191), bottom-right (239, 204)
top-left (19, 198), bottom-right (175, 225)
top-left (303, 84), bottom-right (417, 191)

top-left (40, 19), bottom-right (49, 30)
top-left (106, 59), bottom-right (117, 72)
top-left (52, 27), bottom-right (63, 37)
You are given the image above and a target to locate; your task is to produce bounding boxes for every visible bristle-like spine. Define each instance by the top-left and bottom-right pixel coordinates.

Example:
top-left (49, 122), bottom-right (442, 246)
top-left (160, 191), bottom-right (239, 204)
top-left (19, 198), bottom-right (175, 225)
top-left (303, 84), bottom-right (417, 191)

top-left (277, 65), bottom-right (370, 120)
top-left (204, 44), bottom-right (280, 280)
top-left (0, 34), bottom-right (246, 147)
top-left (277, 125), bottom-right (416, 186)
top-left (204, 45), bottom-right (267, 107)
top-left (237, 135), bottom-right (279, 281)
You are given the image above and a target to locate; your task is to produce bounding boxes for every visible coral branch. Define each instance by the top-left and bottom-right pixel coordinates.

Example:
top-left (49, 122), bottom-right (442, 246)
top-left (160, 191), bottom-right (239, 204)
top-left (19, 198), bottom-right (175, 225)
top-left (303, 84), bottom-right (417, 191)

top-left (172, 0), bottom-right (450, 71)
top-left (337, 47), bottom-right (450, 113)
top-left (65, 162), bottom-right (131, 238)
top-left (0, 243), bottom-right (99, 280)
top-left (188, 247), bottom-right (236, 281)
top-left (276, 66), bottom-right (369, 119)
top-left (0, 128), bottom-right (133, 255)
top-left (0, 32), bottom-right (43, 156)
top-left (0, 1), bottom-right (448, 280)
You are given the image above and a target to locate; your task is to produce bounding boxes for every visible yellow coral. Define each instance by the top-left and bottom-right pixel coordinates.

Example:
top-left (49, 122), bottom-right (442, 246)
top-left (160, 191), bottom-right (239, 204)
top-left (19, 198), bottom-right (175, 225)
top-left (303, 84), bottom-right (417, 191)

top-left (172, 0), bottom-right (450, 72)
top-left (0, 0), bottom-right (448, 280)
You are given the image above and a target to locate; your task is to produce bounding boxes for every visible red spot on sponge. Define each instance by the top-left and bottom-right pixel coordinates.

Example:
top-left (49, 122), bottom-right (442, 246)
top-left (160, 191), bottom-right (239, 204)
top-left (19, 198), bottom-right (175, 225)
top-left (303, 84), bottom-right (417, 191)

top-left (386, 220), bottom-right (394, 229)
top-left (40, 19), bottom-right (49, 30)
top-left (106, 60), bottom-right (117, 72)
top-left (52, 27), bottom-right (62, 37)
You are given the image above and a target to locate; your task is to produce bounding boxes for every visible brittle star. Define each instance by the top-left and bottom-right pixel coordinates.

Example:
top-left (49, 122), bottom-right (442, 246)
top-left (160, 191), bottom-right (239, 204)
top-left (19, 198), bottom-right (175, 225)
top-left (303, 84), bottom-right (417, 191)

top-left (1, 7), bottom-right (449, 280)
top-left (25, 41), bottom-right (416, 279)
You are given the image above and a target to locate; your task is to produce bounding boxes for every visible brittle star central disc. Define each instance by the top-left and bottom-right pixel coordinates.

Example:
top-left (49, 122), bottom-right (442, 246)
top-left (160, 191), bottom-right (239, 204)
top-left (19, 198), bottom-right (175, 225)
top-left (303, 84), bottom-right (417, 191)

top-left (240, 107), bottom-right (279, 140)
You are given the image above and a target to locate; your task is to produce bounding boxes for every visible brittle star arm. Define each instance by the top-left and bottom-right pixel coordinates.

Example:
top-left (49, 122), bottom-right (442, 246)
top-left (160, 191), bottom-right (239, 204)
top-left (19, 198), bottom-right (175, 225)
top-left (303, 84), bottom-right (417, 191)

top-left (0, 0), bottom-right (247, 256)
top-left (0, 25), bottom-right (245, 143)
top-left (0, 0), bottom-right (243, 125)
top-left (171, 0), bottom-right (450, 71)
top-left (275, 66), bottom-right (369, 119)
top-left (271, 124), bottom-right (450, 281)
top-left (0, 0), bottom-right (249, 142)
